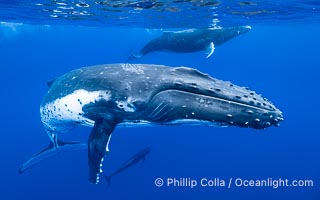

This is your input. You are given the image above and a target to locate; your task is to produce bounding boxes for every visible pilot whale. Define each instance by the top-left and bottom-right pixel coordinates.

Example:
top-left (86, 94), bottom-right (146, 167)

top-left (129, 26), bottom-right (251, 60)
top-left (19, 64), bottom-right (283, 184)
top-left (103, 147), bottom-right (151, 186)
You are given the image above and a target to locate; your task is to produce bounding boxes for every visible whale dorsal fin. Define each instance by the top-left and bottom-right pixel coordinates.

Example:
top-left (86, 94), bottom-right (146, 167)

top-left (206, 42), bottom-right (215, 58)
top-left (47, 78), bottom-right (56, 87)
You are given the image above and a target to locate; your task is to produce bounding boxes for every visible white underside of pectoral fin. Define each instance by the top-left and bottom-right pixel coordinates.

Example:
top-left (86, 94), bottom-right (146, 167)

top-left (206, 42), bottom-right (215, 58)
top-left (105, 133), bottom-right (112, 152)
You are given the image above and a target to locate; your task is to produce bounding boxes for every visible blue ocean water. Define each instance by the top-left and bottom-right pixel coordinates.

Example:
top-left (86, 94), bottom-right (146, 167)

top-left (0, 1), bottom-right (319, 199)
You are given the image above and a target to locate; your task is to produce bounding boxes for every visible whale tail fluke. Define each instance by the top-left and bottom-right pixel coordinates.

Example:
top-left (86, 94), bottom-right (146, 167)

top-left (19, 135), bottom-right (87, 174)
top-left (103, 175), bottom-right (112, 186)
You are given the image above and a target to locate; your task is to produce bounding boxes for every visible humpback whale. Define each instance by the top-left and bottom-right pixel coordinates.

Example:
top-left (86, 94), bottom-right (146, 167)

top-left (19, 64), bottom-right (283, 184)
top-left (129, 26), bottom-right (251, 60)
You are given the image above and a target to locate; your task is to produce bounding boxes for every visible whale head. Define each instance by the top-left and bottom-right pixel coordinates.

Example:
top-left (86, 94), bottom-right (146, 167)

top-left (143, 66), bottom-right (282, 129)
top-left (210, 25), bottom-right (251, 45)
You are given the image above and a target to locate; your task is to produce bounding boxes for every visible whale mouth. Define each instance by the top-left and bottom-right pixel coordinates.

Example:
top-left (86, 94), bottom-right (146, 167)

top-left (190, 90), bottom-right (284, 128)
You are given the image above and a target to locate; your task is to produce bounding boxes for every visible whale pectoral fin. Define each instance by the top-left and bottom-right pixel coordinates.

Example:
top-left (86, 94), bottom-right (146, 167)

top-left (206, 42), bottom-right (215, 58)
top-left (19, 135), bottom-right (87, 174)
top-left (88, 118), bottom-right (116, 184)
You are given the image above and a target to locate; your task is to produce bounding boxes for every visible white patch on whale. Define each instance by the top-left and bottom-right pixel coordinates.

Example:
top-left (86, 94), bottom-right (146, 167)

top-left (120, 63), bottom-right (144, 75)
top-left (40, 89), bottom-right (111, 132)
top-left (168, 29), bottom-right (195, 34)
top-left (206, 42), bottom-right (215, 58)
top-left (105, 134), bottom-right (112, 152)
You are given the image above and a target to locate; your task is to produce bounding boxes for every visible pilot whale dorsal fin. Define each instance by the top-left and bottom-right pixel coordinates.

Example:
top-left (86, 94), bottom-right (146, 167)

top-left (206, 42), bottom-right (215, 58)
top-left (88, 118), bottom-right (117, 184)
top-left (19, 134), bottom-right (87, 174)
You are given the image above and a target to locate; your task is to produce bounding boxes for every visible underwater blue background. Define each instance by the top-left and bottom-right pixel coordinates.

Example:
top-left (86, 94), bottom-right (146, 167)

top-left (0, 9), bottom-right (320, 200)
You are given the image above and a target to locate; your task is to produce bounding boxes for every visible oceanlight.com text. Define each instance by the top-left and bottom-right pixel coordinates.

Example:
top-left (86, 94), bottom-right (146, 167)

top-left (154, 177), bottom-right (314, 189)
